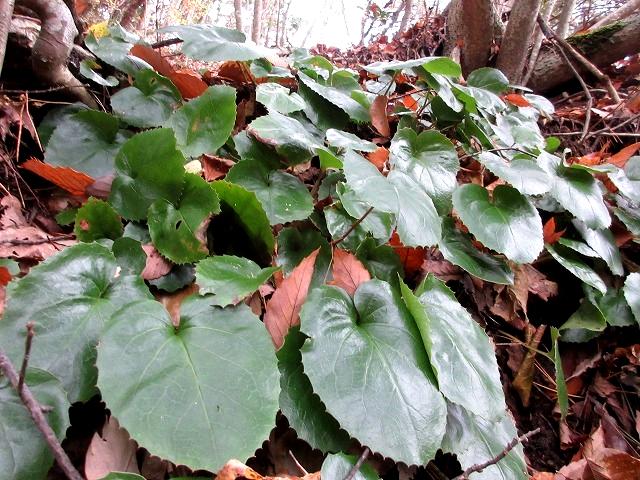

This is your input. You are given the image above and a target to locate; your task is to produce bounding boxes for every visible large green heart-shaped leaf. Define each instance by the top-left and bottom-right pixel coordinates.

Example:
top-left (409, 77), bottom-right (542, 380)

top-left (97, 297), bottom-right (279, 472)
top-left (166, 85), bottom-right (236, 158)
top-left (196, 255), bottom-right (278, 306)
top-left (608, 157), bottom-right (640, 203)
top-left (0, 243), bottom-right (151, 401)
top-left (297, 71), bottom-right (370, 123)
top-left (336, 183), bottom-right (394, 241)
top-left (453, 184), bottom-right (543, 264)
top-left (537, 152), bottom-right (610, 229)
top-left (300, 280), bottom-right (446, 465)
top-left (364, 57), bottom-right (461, 77)
top-left (326, 129), bottom-right (377, 152)
top-left (297, 81), bottom-right (350, 131)
top-left (545, 243), bottom-right (606, 294)
top-left (247, 111), bottom-right (324, 163)
top-left (110, 128), bottom-right (186, 221)
top-left (478, 152), bottom-right (550, 196)
top-left (343, 150), bottom-right (397, 213)
top-left (324, 204), bottom-right (372, 251)
top-left (401, 276), bottom-right (506, 420)
top-left (277, 329), bottom-right (350, 453)
top-left (466, 68), bottom-right (510, 94)
top-left (45, 110), bottom-right (130, 177)
top-left (275, 227), bottom-right (332, 289)
top-left (573, 220), bottom-right (623, 276)
top-left (441, 403), bottom-right (527, 480)
top-left (160, 24), bottom-right (273, 61)
top-left (211, 181), bottom-right (275, 265)
top-left (84, 28), bottom-right (149, 76)
top-left (148, 174), bottom-right (220, 264)
top-left (438, 218), bottom-right (514, 285)
top-left (624, 273), bottom-right (640, 326)
top-left (355, 238), bottom-right (404, 284)
top-left (0, 369), bottom-right (70, 480)
top-left (256, 82), bottom-right (306, 114)
top-left (111, 69), bottom-right (181, 128)
top-left (74, 197), bottom-right (123, 242)
top-left (226, 160), bottom-right (313, 225)
top-left (389, 128), bottom-right (459, 213)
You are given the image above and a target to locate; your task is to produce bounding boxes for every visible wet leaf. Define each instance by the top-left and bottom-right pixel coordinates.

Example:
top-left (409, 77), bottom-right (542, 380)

top-left (330, 248), bottom-right (371, 296)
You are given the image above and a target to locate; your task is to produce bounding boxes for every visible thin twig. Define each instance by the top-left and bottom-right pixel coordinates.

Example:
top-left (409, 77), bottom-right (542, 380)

top-left (453, 428), bottom-right (541, 480)
top-left (458, 147), bottom-right (537, 162)
top-left (0, 348), bottom-right (84, 480)
top-left (18, 322), bottom-right (35, 393)
top-left (555, 44), bottom-right (593, 140)
top-left (288, 450), bottom-right (309, 476)
top-left (550, 131), bottom-right (640, 138)
top-left (344, 447), bottom-right (370, 480)
top-left (150, 37), bottom-right (183, 48)
top-left (331, 207), bottom-right (375, 247)
top-left (1, 234), bottom-right (75, 246)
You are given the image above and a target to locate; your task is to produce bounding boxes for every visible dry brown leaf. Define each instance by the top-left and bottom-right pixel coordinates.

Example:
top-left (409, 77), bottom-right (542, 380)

top-left (583, 425), bottom-right (640, 480)
top-left (129, 44), bottom-right (174, 77)
top-left (512, 325), bottom-right (546, 406)
top-left (555, 458), bottom-right (592, 480)
top-left (264, 249), bottom-right (319, 349)
top-left (22, 158), bottom-right (94, 196)
top-left (329, 248), bottom-right (371, 297)
top-left (503, 93), bottom-right (532, 107)
top-left (216, 459), bottom-right (320, 480)
top-left (201, 154), bottom-right (235, 181)
top-left (532, 473), bottom-right (555, 480)
top-left (370, 95), bottom-right (390, 137)
top-left (366, 146), bottom-right (389, 170)
top-left (388, 231), bottom-right (425, 277)
top-left (607, 142), bottom-right (640, 168)
top-left (156, 283), bottom-right (199, 327)
top-left (84, 417), bottom-right (140, 480)
top-left (141, 244), bottom-right (173, 280)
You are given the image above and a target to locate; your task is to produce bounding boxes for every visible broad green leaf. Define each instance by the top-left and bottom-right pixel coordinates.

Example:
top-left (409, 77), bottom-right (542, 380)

top-left (441, 403), bottom-right (527, 480)
top-left (275, 227), bottom-right (331, 289)
top-left (545, 243), bottom-right (606, 294)
top-left (402, 276), bottom-right (506, 420)
top-left (74, 198), bottom-right (123, 242)
top-left (148, 174), bottom-right (220, 264)
top-left (0, 369), bottom-right (70, 480)
top-left (297, 81), bottom-right (350, 131)
top-left (148, 264), bottom-right (196, 293)
top-left (234, 130), bottom-right (285, 166)
top-left (624, 272), bottom-right (640, 326)
top-left (56, 207), bottom-right (79, 226)
top-left (251, 58), bottom-right (294, 79)
top-left (110, 129), bottom-right (186, 220)
top-left (337, 183), bottom-right (394, 241)
top-left (355, 238), bottom-right (403, 284)
top-left (247, 111), bottom-right (323, 163)
top-left (438, 218), bottom-right (513, 285)
top-left (196, 255), bottom-right (278, 306)
top-left (526, 94), bottom-right (555, 117)
top-left (226, 160), bottom-right (313, 225)
top-left (478, 152), bottom-right (550, 196)
top-left (0, 258), bottom-right (19, 276)
top-left (160, 24), bottom-right (273, 61)
top-left (326, 129), bottom-right (377, 152)
top-left (559, 298), bottom-right (606, 343)
top-left (321, 453), bottom-right (380, 480)
top-left (79, 59), bottom-right (118, 86)
top-left (538, 152), bottom-right (610, 229)
top-left (111, 69), bottom-right (181, 128)
top-left (300, 281), bottom-right (446, 465)
top-left (573, 220), bottom-right (624, 275)
top-left (97, 297), bottom-right (279, 473)
top-left (45, 110), bottom-right (130, 177)
top-left (256, 82), bottom-right (306, 114)
top-left (557, 238), bottom-right (599, 258)
top-left (492, 112), bottom-right (543, 149)
top-left (318, 148), bottom-right (344, 169)
top-left (614, 195), bottom-right (640, 237)
top-left (426, 73), bottom-right (463, 112)
top-left (455, 85), bottom-right (507, 116)
top-left (297, 71), bottom-right (370, 123)
top-left (99, 474), bottom-right (145, 480)
top-left (112, 237), bottom-right (146, 274)
top-left (343, 150), bottom-right (397, 213)
top-left (84, 30), bottom-right (149, 76)
top-left (38, 104), bottom-right (90, 147)
top-left (453, 184), bottom-right (543, 264)
top-left (211, 181), bottom-right (275, 265)
top-left (167, 85), bottom-right (236, 158)
top-left (389, 128), bottom-right (459, 213)
top-left (467, 68), bottom-right (509, 94)
top-left (608, 157), bottom-right (640, 203)
top-left (598, 287), bottom-right (635, 327)
top-left (364, 57), bottom-right (461, 77)
top-left (324, 204), bottom-right (371, 251)
top-left (550, 328), bottom-right (569, 419)
top-left (0, 243), bottom-right (151, 401)
top-left (277, 328), bottom-right (350, 453)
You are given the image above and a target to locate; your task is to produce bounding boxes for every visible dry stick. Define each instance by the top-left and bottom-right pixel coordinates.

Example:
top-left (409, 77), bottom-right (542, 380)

top-left (151, 37), bottom-right (183, 49)
top-left (0, 346), bottom-right (83, 480)
top-left (536, 15), bottom-right (621, 104)
top-left (556, 44), bottom-right (593, 140)
top-left (288, 450), bottom-right (309, 476)
top-left (331, 207), bottom-right (375, 247)
top-left (17, 322), bottom-right (35, 392)
top-left (344, 447), bottom-right (370, 480)
top-left (453, 428), bottom-right (541, 480)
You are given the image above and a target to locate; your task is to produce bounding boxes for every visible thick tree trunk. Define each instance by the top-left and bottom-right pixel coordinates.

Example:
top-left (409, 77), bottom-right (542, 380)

top-left (528, 11), bottom-right (640, 92)
top-left (119, 0), bottom-right (146, 30)
top-left (398, 0), bottom-right (413, 33)
top-left (446, 0), bottom-right (503, 76)
top-left (555, 0), bottom-right (576, 38)
top-left (0, 0), bottom-right (15, 76)
top-left (496, 0), bottom-right (541, 83)
top-left (522, 0), bottom-right (558, 85)
top-left (590, 0), bottom-right (640, 30)
top-left (251, 0), bottom-right (262, 44)
top-left (234, 0), bottom-right (243, 32)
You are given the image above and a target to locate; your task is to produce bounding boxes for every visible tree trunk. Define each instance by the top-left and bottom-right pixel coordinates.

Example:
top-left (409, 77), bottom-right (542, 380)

top-left (496, 0), bottom-right (541, 83)
top-left (590, 0), bottom-right (640, 30)
top-left (252, 0), bottom-right (262, 44)
top-left (446, 0), bottom-right (503, 76)
top-left (555, 0), bottom-right (576, 38)
top-left (398, 0), bottom-right (413, 33)
top-left (522, 0), bottom-right (558, 85)
top-left (119, 0), bottom-right (146, 30)
top-left (0, 0), bottom-right (15, 76)
top-left (234, 0), bottom-right (243, 32)
top-left (528, 11), bottom-right (640, 92)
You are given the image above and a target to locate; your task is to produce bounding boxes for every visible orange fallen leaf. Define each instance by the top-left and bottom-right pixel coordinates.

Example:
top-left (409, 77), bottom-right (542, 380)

top-left (388, 231), bottom-right (425, 277)
top-left (401, 95), bottom-right (418, 111)
top-left (264, 248), bottom-right (319, 349)
top-left (607, 142), bottom-right (640, 168)
top-left (542, 217), bottom-right (565, 245)
top-left (0, 267), bottom-right (12, 286)
top-left (329, 248), bottom-right (371, 297)
top-left (503, 93), bottom-right (532, 107)
top-left (129, 44), bottom-right (173, 76)
top-left (21, 158), bottom-right (94, 196)
top-left (216, 459), bottom-right (320, 480)
top-left (201, 155), bottom-right (235, 181)
top-left (366, 146), bottom-right (389, 170)
top-left (573, 151), bottom-right (603, 166)
top-left (370, 95), bottom-right (390, 137)
top-left (84, 417), bottom-right (140, 480)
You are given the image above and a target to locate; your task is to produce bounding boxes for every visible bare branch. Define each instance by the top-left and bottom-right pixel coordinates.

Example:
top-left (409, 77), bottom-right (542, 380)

top-left (18, 321), bottom-right (35, 392)
top-left (344, 447), bottom-right (370, 480)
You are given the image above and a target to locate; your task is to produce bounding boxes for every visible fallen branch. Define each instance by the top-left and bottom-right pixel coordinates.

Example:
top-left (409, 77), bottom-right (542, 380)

top-left (453, 428), bottom-right (540, 480)
top-left (0, 327), bottom-right (83, 480)
top-left (151, 37), bottom-right (183, 49)
top-left (536, 14), bottom-right (620, 104)
top-left (17, 321), bottom-right (35, 392)
top-left (344, 447), bottom-right (370, 480)
top-left (331, 207), bottom-right (374, 247)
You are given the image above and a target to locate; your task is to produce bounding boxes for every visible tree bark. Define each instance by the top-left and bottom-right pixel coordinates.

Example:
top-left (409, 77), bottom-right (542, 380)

top-left (555, 0), bottom-right (576, 38)
top-left (528, 11), bottom-right (640, 92)
top-left (119, 0), bottom-right (146, 30)
top-left (590, 0), bottom-right (640, 30)
top-left (252, 0), bottom-right (262, 44)
top-left (0, 0), bottom-right (15, 77)
top-left (496, 0), bottom-right (542, 83)
top-left (522, 0), bottom-right (558, 85)
top-left (398, 0), bottom-right (413, 33)
top-left (446, 0), bottom-right (502, 76)
top-left (234, 0), bottom-right (243, 32)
